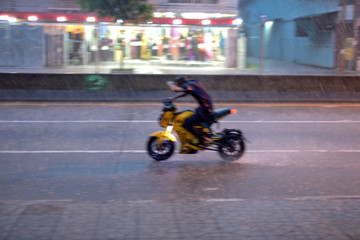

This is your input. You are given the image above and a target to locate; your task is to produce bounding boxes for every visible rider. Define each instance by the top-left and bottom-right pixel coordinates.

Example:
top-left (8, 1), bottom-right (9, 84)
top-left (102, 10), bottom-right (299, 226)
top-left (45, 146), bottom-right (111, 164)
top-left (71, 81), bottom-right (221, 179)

top-left (167, 75), bottom-right (214, 145)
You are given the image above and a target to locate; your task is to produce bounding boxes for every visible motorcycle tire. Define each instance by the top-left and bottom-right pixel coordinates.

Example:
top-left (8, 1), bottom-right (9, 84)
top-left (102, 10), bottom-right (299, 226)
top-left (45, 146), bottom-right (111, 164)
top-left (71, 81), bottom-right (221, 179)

top-left (147, 136), bottom-right (175, 161)
top-left (218, 134), bottom-right (245, 161)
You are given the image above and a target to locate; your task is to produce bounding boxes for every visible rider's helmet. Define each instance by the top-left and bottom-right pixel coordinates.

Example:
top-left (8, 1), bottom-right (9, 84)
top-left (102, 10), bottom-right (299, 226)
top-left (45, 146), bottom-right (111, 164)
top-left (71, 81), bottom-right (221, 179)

top-left (175, 75), bottom-right (188, 86)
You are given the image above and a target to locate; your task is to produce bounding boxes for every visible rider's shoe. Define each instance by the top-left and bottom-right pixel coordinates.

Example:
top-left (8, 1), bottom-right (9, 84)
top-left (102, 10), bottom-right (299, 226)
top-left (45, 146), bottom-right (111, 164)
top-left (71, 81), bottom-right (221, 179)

top-left (202, 136), bottom-right (213, 146)
top-left (211, 133), bottom-right (222, 141)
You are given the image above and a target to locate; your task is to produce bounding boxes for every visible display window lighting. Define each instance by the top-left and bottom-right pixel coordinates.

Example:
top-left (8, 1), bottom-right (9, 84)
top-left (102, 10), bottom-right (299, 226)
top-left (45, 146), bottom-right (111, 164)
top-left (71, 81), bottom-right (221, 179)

top-left (86, 16), bottom-right (96, 22)
top-left (164, 12), bottom-right (175, 18)
top-left (202, 19), bottom-right (211, 25)
top-left (172, 19), bottom-right (182, 25)
top-left (57, 16), bottom-right (67, 22)
top-left (28, 16), bottom-right (38, 21)
top-left (182, 12), bottom-right (207, 19)
top-left (154, 12), bottom-right (162, 18)
top-left (9, 17), bottom-right (16, 22)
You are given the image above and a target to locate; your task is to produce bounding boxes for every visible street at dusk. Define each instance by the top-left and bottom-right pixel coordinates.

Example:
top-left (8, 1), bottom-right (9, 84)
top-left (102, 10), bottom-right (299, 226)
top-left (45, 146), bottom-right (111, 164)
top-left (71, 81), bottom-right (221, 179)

top-left (0, 102), bottom-right (359, 239)
top-left (2, 0), bottom-right (360, 239)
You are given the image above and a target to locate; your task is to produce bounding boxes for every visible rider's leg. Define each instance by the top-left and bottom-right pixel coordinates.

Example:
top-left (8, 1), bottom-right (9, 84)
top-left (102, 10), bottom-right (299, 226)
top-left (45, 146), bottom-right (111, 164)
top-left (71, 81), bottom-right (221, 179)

top-left (183, 112), bottom-right (202, 138)
top-left (183, 110), bottom-right (212, 145)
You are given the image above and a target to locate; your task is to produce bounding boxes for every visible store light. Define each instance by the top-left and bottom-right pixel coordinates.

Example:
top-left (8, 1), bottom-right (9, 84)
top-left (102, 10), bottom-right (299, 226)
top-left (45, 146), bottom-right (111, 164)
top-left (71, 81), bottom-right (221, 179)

top-left (232, 18), bottom-right (243, 25)
top-left (0, 15), bottom-right (10, 21)
top-left (173, 19), bottom-right (182, 25)
top-left (201, 19), bottom-right (211, 25)
top-left (0, 15), bottom-right (19, 22)
top-left (116, 19), bottom-right (123, 24)
top-left (0, 15), bottom-right (15, 22)
top-left (86, 16), bottom-right (96, 22)
top-left (28, 16), bottom-right (38, 22)
top-left (265, 21), bottom-right (274, 29)
top-left (57, 16), bottom-right (67, 22)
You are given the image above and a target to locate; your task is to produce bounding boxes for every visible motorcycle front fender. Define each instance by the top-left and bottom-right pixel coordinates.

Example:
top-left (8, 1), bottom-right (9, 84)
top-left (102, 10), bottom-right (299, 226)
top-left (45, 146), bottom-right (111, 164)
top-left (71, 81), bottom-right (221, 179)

top-left (150, 129), bottom-right (177, 143)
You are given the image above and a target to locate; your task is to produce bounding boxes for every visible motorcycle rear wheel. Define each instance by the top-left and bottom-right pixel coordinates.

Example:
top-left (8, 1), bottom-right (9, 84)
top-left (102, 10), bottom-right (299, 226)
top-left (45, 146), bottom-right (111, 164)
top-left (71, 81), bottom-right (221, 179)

top-left (218, 134), bottom-right (245, 161)
top-left (147, 136), bottom-right (175, 161)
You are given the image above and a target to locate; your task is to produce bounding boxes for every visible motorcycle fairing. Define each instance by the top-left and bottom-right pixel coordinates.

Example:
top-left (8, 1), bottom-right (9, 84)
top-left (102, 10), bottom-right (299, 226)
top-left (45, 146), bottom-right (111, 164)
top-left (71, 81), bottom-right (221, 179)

top-left (172, 110), bottom-right (203, 152)
top-left (150, 131), bottom-right (176, 144)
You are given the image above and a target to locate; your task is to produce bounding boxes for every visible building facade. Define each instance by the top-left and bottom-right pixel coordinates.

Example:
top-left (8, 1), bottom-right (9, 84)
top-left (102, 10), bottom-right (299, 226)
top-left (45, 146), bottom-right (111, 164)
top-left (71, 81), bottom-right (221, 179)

top-left (239, 0), bottom-right (340, 69)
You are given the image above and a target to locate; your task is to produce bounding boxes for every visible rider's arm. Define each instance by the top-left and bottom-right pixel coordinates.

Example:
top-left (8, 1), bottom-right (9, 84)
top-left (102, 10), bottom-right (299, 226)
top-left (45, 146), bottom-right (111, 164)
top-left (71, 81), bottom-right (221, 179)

top-left (167, 81), bottom-right (184, 92)
top-left (167, 81), bottom-right (188, 101)
top-left (172, 92), bottom-right (188, 100)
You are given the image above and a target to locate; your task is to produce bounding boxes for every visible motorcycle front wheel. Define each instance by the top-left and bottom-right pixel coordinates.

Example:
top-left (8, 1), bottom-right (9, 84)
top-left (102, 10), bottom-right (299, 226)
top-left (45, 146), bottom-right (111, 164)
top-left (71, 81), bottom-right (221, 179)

top-left (218, 134), bottom-right (245, 161)
top-left (147, 136), bottom-right (175, 161)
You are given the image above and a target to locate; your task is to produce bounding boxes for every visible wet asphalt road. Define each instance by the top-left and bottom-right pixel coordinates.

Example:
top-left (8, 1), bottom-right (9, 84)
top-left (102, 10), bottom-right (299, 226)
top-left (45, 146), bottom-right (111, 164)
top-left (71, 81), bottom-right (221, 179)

top-left (1, 102), bottom-right (360, 203)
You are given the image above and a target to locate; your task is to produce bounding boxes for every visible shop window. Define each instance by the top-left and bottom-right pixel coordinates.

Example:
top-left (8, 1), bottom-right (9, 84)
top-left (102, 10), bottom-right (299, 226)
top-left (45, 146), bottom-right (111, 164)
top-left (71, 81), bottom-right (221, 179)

top-left (296, 20), bottom-right (309, 37)
top-left (296, 12), bottom-right (337, 38)
top-left (314, 13), bottom-right (339, 46)
top-left (316, 12), bottom-right (337, 32)
top-left (313, 31), bottom-right (333, 46)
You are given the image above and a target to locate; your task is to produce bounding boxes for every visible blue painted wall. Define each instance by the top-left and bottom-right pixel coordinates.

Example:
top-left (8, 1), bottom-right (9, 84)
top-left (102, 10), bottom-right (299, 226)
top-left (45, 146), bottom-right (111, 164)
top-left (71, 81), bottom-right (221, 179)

top-left (0, 24), bottom-right (44, 67)
top-left (241, 0), bottom-right (339, 68)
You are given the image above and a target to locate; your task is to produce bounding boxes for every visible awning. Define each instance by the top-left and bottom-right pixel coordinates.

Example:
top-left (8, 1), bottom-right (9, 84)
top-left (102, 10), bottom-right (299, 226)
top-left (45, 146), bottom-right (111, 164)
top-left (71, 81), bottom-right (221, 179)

top-left (0, 12), bottom-right (238, 26)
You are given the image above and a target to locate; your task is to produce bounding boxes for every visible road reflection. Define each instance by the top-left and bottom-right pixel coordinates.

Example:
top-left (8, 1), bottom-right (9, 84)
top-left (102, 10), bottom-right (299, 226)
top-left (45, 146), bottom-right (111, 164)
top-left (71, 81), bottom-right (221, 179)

top-left (146, 160), bottom-right (245, 201)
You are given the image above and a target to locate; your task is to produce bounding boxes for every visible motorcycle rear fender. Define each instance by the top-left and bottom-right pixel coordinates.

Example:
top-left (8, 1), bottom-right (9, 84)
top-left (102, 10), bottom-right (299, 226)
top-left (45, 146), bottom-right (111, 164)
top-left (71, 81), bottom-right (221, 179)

top-left (223, 128), bottom-right (248, 142)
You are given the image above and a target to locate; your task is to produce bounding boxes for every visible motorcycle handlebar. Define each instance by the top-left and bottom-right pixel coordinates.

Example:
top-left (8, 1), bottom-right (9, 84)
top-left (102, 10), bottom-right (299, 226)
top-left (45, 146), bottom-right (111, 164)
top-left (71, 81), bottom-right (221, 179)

top-left (162, 98), bottom-right (173, 104)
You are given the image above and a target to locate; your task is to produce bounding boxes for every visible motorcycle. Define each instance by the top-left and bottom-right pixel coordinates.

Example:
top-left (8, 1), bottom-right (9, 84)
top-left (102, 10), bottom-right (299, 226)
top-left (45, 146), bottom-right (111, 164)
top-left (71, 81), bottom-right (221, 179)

top-left (146, 99), bottom-right (246, 161)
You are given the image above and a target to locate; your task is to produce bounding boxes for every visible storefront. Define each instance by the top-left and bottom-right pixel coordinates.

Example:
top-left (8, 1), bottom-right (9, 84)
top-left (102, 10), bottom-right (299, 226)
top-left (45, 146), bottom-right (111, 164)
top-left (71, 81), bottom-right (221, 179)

top-left (0, 12), bottom-right (242, 69)
top-left (80, 24), bottom-right (228, 64)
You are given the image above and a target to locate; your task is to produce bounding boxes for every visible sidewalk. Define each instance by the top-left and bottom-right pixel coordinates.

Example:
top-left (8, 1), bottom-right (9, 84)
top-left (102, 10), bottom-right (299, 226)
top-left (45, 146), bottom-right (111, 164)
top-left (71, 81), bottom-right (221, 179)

top-left (1, 198), bottom-right (359, 239)
top-left (0, 58), bottom-right (352, 75)
top-left (2, 58), bottom-right (359, 103)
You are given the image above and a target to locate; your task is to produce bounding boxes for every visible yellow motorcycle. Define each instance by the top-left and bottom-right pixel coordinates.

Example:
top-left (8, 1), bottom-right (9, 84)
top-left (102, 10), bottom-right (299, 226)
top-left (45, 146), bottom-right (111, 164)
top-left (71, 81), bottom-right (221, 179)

top-left (146, 99), bottom-right (246, 161)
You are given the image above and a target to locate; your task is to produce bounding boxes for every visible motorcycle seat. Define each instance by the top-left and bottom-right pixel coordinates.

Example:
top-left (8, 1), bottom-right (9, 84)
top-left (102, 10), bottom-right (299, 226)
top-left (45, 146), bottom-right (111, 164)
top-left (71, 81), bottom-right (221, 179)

top-left (214, 108), bottom-right (231, 122)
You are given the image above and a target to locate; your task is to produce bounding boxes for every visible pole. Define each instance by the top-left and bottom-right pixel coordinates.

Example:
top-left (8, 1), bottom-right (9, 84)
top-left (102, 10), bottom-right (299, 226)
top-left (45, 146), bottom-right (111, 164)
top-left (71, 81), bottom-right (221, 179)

top-left (260, 16), bottom-right (266, 74)
top-left (95, 22), bottom-right (100, 73)
top-left (340, 0), bottom-right (346, 73)
top-left (352, 0), bottom-right (359, 70)
top-left (260, 23), bottom-right (264, 73)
